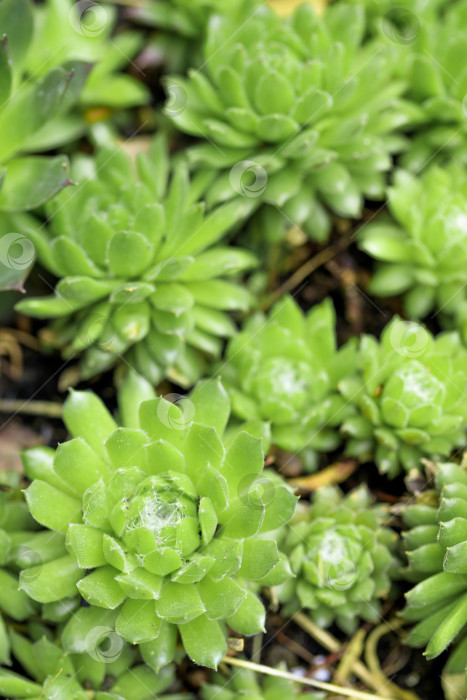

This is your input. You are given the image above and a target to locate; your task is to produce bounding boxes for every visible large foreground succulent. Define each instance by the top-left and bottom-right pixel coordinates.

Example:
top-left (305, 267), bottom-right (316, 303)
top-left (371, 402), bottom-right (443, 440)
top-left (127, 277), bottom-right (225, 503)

top-left (165, 3), bottom-right (414, 242)
top-left (277, 485), bottom-right (398, 634)
top-left (358, 165), bottom-right (467, 339)
top-left (219, 295), bottom-right (356, 468)
top-left (16, 136), bottom-right (256, 385)
top-left (19, 375), bottom-right (296, 669)
top-left (402, 461), bottom-right (467, 686)
top-left (340, 318), bottom-right (467, 477)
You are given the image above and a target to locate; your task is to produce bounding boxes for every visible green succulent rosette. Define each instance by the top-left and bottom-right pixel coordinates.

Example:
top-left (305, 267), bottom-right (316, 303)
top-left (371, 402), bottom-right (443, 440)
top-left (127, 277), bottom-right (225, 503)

top-left (340, 317), bottom-right (467, 477)
top-left (277, 485), bottom-right (398, 634)
top-left (18, 374), bottom-right (297, 670)
top-left (0, 622), bottom-right (176, 700)
top-left (402, 461), bottom-right (467, 686)
top-left (219, 295), bottom-right (357, 468)
top-left (15, 136), bottom-right (257, 386)
top-left (358, 165), bottom-right (467, 339)
top-left (203, 666), bottom-right (323, 700)
top-left (165, 2), bottom-right (415, 242)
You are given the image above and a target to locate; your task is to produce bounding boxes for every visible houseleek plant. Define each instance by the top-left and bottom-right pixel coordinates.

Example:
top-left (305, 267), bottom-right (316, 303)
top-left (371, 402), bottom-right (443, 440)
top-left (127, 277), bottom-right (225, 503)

top-left (358, 165), bottom-right (467, 341)
top-left (15, 135), bottom-right (257, 386)
top-left (277, 485), bottom-right (398, 634)
top-left (219, 295), bottom-right (357, 469)
top-left (340, 317), bottom-right (467, 477)
top-left (164, 2), bottom-right (416, 242)
top-left (18, 374), bottom-right (297, 669)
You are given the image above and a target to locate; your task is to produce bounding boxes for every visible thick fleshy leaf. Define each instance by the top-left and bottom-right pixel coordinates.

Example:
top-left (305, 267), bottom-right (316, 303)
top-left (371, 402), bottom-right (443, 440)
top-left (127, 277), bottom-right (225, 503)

top-left (237, 539), bottom-right (279, 580)
top-left (425, 592), bottom-right (467, 659)
top-left (116, 599), bottom-right (161, 643)
top-left (66, 524), bottom-right (106, 568)
top-left (63, 390), bottom-right (117, 460)
top-left (221, 431), bottom-right (263, 496)
top-left (105, 428), bottom-right (147, 470)
top-left (0, 156), bottom-right (72, 212)
top-left (189, 378), bottom-right (230, 437)
top-left (19, 555), bottom-right (81, 603)
top-left (77, 566), bottom-right (126, 609)
top-left (226, 590), bottom-right (266, 635)
top-left (155, 581), bottom-right (205, 623)
top-left (24, 480), bottom-right (82, 533)
top-left (179, 614), bottom-right (226, 669)
top-left (0, 670), bottom-right (42, 698)
top-left (115, 568), bottom-right (163, 600)
top-left (62, 607), bottom-right (119, 653)
top-left (0, 570), bottom-right (37, 621)
top-left (118, 370), bottom-right (156, 429)
top-left (140, 622), bottom-right (178, 672)
top-left (196, 576), bottom-right (246, 620)
top-left (54, 437), bottom-right (109, 495)
top-left (107, 231), bottom-right (153, 278)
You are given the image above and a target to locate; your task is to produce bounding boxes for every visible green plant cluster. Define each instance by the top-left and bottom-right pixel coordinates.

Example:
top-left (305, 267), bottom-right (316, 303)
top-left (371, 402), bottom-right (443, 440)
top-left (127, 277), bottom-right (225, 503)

top-left (2, 0), bottom-right (467, 697)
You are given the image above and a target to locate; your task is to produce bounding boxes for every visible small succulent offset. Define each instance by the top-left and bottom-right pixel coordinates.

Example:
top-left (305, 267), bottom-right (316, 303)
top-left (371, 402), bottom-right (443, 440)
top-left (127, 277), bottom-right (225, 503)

top-left (219, 295), bottom-right (357, 468)
top-left (19, 375), bottom-right (297, 669)
top-left (340, 318), bottom-right (467, 477)
top-left (0, 625), bottom-right (175, 700)
top-left (277, 485), bottom-right (398, 634)
top-left (402, 461), bottom-right (467, 684)
top-left (203, 667), bottom-right (323, 700)
top-left (15, 136), bottom-right (256, 386)
top-left (165, 2), bottom-right (415, 242)
top-left (358, 166), bottom-right (467, 339)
